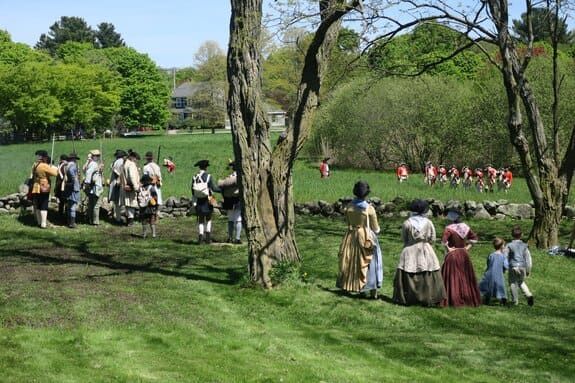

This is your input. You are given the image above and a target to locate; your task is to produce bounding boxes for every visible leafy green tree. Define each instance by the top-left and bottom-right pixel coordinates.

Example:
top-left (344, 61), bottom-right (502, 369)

top-left (95, 22), bottom-right (125, 48)
top-left (36, 16), bottom-right (96, 56)
top-left (0, 61), bottom-right (63, 138)
top-left (512, 7), bottom-right (574, 44)
top-left (368, 22), bottom-right (485, 79)
top-left (101, 47), bottom-right (170, 130)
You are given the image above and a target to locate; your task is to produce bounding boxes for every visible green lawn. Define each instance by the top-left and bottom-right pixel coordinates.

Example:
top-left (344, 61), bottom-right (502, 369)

top-left (1, 213), bottom-right (574, 382)
top-left (0, 133), bottom-right (542, 204)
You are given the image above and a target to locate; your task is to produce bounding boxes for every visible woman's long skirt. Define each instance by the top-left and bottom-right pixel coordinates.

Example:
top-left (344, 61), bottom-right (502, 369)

top-left (393, 269), bottom-right (445, 306)
top-left (440, 249), bottom-right (481, 307)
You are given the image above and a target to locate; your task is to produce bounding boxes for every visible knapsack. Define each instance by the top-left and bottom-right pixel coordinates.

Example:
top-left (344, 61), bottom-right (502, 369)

top-left (138, 186), bottom-right (152, 208)
top-left (192, 173), bottom-right (210, 198)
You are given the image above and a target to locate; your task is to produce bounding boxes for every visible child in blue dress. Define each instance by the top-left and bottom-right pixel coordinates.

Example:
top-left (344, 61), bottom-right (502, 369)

top-left (479, 237), bottom-right (508, 305)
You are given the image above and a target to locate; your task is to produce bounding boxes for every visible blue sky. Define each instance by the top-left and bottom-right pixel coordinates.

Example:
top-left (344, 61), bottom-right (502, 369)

top-left (0, 0), bottom-right (231, 68)
top-left (1, 1), bottom-right (571, 69)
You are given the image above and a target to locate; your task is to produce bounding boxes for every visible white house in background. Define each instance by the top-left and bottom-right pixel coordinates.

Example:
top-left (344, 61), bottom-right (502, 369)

top-left (171, 81), bottom-right (287, 129)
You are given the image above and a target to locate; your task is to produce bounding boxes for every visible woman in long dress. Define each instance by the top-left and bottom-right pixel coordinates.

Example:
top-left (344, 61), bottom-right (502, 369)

top-left (441, 208), bottom-right (481, 307)
top-left (336, 181), bottom-right (383, 298)
top-left (393, 199), bottom-right (446, 306)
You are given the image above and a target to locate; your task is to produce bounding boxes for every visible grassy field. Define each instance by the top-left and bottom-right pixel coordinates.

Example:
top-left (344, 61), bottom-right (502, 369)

top-left (0, 133), bottom-right (546, 204)
top-left (1, 212), bottom-right (574, 382)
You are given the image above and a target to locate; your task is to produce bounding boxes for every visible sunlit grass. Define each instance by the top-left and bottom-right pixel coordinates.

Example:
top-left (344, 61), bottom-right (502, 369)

top-left (0, 214), bottom-right (574, 382)
top-left (0, 133), bottom-right (542, 205)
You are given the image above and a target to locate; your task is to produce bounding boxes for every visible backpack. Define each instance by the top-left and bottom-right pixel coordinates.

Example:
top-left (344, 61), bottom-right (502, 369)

top-left (138, 186), bottom-right (153, 208)
top-left (192, 173), bottom-right (210, 198)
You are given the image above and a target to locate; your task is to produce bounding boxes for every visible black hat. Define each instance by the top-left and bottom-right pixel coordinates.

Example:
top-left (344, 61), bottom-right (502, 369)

top-left (35, 150), bottom-right (48, 158)
top-left (114, 149), bottom-right (127, 158)
top-left (352, 181), bottom-right (370, 199)
top-left (59, 154), bottom-right (68, 161)
top-left (68, 152), bottom-right (79, 160)
top-left (127, 150), bottom-right (140, 160)
top-left (194, 159), bottom-right (210, 169)
top-left (145, 151), bottom-right (154, 159)
top-left (409, 199), bottom-right (429, 215)
top-left (141, 174), bottom-right (153, 185)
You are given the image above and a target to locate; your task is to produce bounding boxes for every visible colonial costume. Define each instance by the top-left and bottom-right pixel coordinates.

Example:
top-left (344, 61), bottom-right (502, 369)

top-left (507, 228), bottom-right (534, 306)
top-left (440, 209), bottom-right (481, 307)
top-left (396, 163), bottom-right (409, 183)
top-left (336, 181), bottom-right (382, 297)
top-left (393, 200), bottom-right (445, 306)
top-left (63, 153), bottom-right (81, 228)
top-left (218, 161), bottom-right (242, 244)
top-left (120, 151), bottom-right (141, 226)
top-left (30, 150), bottom-right (58, 228)
top-left (139, 174), bottom-right (159, 238)
top-left (319, 158), bottom-right (330, 178)
top-left (192, 160), bottom-right (220, 244)
top-left (83, 149), bottom-right (103, 225)
top-left (143, 151), bottom-right (163, 205)
top-left (109, 150), bottom-right (126, 223)
top-left (55, 154), bottom-right (68, 222)
top-left (479, 247), bottom-right (508, 304)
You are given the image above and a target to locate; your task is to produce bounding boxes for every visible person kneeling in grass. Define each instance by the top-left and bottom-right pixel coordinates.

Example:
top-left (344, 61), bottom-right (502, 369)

top-left (479, 237), bottom-right (508, 306)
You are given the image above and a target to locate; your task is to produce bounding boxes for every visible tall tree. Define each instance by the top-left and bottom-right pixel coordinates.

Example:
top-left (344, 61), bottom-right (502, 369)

top-left (36, 16), bottom-right (96, 56)
top-left (513, 7), bottom-right (574, 44)
top-left (227, 0), bottom-right (362, 287)
top-left (95, 22), bottom-right (125, 48)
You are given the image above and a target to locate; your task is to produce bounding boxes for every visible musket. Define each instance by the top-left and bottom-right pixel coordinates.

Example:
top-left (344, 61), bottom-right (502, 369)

top-left (157, 145), bottom-right (161, 164)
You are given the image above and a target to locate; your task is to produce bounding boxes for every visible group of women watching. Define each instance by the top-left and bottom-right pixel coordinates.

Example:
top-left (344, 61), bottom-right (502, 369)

top-left (337, 180), bottom-right (481, 307)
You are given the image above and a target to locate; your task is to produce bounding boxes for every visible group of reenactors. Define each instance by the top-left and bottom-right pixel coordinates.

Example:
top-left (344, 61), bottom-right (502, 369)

top-left (28, 148), bottom-right (243, 243)
top-left (396, 162), bottom-right (513, 193)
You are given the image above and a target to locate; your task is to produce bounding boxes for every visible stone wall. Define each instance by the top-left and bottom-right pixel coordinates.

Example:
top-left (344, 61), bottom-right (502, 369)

top-left (2, 193), bottom-right (574, 221)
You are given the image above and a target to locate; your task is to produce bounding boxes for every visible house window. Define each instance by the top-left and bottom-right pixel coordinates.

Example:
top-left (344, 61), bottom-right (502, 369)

top-left (173, 97), bottom-right (187, 109)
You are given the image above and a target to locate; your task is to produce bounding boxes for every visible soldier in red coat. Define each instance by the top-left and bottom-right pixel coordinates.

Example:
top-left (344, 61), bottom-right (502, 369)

top-left (449, 165), bottom-right (460, 188)
top-left (438, 165), bottom-right (448, 186)
top-left (396, 163), bottom-right (409, 183)
top-left (475, 168), bottom-right (485, 193)
top-left (462, 166), bottom-right (473, 190)
top-left (502, 167), bottom-right (513, 192)
top-left (486, 165), bottom-right (497, 192)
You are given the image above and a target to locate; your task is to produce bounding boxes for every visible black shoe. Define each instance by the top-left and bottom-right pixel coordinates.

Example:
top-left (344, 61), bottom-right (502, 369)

top-left (233, 239), bottom-right (242, 244)
top-left (527, 296), bottom-right (534, 306)
top-left (126, 218), bottom-right (134, 227)
top-left (500, 298), bottom-right (507, 306)
top-left (227, 237), bottom-right (233, 243)
top-left (205, 232), bottom-right (212, 244)
top-left (68, 217), bottom-right (76, 229)
top-left (198, 234), bottom-right (204, 244)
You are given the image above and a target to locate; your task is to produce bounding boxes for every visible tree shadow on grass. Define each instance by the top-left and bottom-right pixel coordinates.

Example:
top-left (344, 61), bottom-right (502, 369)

top-left (5, 229), bottom-right (245, 286)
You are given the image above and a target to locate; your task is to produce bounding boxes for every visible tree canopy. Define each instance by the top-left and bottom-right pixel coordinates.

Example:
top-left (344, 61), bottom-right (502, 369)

top-left (512, 7), bottom-right (574, 44)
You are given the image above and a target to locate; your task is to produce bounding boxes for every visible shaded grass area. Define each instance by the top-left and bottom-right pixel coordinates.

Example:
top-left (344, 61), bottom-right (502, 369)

top-left (1, 214), bottom-right (574, 382)
top-left (0, 134), bottom-right (545, 204)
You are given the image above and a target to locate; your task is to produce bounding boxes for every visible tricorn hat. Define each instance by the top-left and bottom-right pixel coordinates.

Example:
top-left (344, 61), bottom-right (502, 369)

top-left (89, 149), bottom-right (101, 156)
top-left (194, 159), bottom-right (210, 169)
top-left (127, 150), bottom-right (140, 160)
top-left (114, 149), bottom-right (127, 158)
top-left (145, 151), bottom-right (154, 159)
top-left (35, 150), bottom-right (48, 158)
top-left (140, 174), bottom-right (153, 185)
top-left (59, 154), bottom-right (68, 161)
top-left (68, 152), bottom-right (79, 160)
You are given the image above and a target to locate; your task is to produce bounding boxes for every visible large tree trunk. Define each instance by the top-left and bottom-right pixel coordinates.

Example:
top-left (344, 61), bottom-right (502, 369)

top-left (488, 0), bottom-right (575, 248)
top-left (227, 0), bottom-right (356, 286)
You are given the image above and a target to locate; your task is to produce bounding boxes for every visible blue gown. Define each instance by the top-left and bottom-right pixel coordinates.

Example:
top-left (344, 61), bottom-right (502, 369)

top-left (479, 251), bottom-right (508, 300)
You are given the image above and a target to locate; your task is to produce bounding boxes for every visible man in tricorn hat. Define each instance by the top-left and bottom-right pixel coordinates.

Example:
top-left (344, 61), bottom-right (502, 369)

top-left (143, 151), bottom-right (163, 206)
top-left (109, 149), bottom-right (126, 223)
top-left (29, 150), bottom-right (58, 228)
top-left (192, 159), bottom-right (220, 243)
top-left (64, 152), bottom-right (81, 228)
top-left (218, 160), bottom-right (242, 244)
top-left (84, 149), bottom-right (104, 225)
top-left (120, 150), bottom-right (141, 226)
